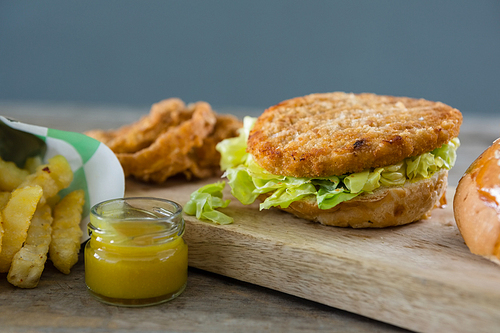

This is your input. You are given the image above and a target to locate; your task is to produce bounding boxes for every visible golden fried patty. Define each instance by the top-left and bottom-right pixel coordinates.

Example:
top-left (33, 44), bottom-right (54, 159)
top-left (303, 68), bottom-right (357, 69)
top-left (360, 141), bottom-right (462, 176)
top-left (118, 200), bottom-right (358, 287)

top-left (247, 92), bottom-right (462, 178)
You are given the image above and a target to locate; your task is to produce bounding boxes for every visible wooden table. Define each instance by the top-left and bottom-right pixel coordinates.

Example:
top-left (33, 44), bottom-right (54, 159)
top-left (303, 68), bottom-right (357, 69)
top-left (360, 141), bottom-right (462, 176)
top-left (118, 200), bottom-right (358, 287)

top-left (0, 101), bottom-right (498, 333)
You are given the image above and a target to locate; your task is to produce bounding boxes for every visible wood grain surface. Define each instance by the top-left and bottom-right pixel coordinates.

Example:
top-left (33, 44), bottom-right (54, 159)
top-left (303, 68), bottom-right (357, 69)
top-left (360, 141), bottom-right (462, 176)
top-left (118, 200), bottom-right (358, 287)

top-left (127, 178), bottom-right (500, 333)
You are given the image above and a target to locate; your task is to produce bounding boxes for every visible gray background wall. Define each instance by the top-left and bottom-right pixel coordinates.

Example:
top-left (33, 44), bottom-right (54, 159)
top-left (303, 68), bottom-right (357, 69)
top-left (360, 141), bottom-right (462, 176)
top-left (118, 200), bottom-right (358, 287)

top-left (1, 1), bottom-right (499, 115)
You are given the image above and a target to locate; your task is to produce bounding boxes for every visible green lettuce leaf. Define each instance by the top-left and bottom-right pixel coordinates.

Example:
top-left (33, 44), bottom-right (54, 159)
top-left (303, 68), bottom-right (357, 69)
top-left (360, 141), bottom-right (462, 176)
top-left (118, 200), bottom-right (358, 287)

top-left (259, 183), bottom-right (317, 210)
top-left (406, 137), bottom-right (460, 181)
top-left (217, 116), bottom-right (256, 171)
top-left (183, 181), bottom-right (233, 224)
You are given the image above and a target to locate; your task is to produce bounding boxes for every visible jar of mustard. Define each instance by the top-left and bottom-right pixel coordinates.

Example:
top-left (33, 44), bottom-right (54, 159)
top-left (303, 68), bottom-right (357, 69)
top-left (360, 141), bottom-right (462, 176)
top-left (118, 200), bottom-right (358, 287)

top-left (85, 197), bottom-right (188, 307)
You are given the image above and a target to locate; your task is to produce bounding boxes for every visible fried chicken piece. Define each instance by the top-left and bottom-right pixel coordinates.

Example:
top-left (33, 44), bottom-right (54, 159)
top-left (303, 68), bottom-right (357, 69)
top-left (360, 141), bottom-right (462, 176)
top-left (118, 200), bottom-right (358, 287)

top-left (116, 101), bottom-right (217, 183)
top-left (134, 113), bottom-right (242, 182)
top-left (85, 98), bottom-right (192, 153)
top-left (184, 114), bottom-right (242, 179)
top-left (86, 98), bottom-right (243, 183)
top-left (247, 92), bottom-right (462, 178)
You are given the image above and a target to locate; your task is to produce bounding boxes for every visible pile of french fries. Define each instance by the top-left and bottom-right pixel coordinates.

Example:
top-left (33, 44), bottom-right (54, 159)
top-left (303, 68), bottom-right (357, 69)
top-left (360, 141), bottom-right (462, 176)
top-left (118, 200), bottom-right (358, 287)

top-left (0, 154), bottom-right (84, 288)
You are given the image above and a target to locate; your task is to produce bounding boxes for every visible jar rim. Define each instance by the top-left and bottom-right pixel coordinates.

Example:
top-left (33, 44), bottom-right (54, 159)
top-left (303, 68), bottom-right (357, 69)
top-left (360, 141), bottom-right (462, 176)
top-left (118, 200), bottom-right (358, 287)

top-left (89, 197), bottom-right (185, 244)
top-left (91, 197), bottom-right (183, 217)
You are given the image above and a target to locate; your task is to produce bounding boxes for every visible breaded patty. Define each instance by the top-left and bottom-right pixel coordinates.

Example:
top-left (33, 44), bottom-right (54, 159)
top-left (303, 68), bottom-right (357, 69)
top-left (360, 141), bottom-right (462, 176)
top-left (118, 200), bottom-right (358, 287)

top-left (247, 92), bottom-right (462, 177)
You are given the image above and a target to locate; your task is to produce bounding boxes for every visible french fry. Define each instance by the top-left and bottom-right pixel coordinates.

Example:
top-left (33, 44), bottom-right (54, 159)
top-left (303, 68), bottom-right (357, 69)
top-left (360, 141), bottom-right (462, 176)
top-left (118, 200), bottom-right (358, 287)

top-left (0, 215), bottom-right (2, 255)
top-left (0, 185), bottom-right (43, 272)
top-left (49, 189), bottom-right (84, 274)
top-left (23, 155), bottom-right (43, 174)
top-left (0, 191), bottom-right (11, 208)
top-left (17, 155), bottom-right (72, 205)
top-left (0, 157), bottom-right (30, 191)
top-left (25, 205), bottom-right (53, 248)
top-left (18, 170), bottom-right (57, 206)
top-left (0, 153), bottom-right (83, 286)
top-left (0, 191), bottom-right (10, 255)
top-left (45, 155), bottom-right (73, 190)
top-left (7, 204), bottom-right (53, 288)
top-left (45, 194), bottom-right (61, 210)
top-left (7, 247), bottom-right (45, 286)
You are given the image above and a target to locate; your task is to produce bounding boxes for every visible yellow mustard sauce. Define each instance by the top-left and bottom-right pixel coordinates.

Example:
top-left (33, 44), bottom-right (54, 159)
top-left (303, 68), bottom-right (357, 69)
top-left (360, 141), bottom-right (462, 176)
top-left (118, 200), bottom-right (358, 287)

top-left (84, 197), bottom-right (188, 307)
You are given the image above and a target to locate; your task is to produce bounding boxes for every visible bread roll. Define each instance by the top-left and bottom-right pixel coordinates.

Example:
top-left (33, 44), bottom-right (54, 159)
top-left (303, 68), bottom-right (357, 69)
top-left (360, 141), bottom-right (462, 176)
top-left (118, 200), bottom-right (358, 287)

top-left (454, 138), bottom-right (500, 264)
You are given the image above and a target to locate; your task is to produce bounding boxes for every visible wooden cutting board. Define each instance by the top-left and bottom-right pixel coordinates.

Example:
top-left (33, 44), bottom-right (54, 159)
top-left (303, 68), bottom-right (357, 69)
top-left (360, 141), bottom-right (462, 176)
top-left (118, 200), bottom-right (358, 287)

top-left (126, 177), bottom-right (500, 333)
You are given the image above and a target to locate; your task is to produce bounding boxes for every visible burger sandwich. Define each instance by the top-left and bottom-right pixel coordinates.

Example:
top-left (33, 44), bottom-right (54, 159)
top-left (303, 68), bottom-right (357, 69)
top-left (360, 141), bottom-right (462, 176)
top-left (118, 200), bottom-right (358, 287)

top-left (187, 92), bottom-right (463, 228)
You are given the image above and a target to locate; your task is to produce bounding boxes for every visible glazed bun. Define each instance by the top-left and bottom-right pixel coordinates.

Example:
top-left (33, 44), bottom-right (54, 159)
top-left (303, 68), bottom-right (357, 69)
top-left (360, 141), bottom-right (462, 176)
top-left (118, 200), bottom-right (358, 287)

top-left (454, 138), bottom-right (500, 264)
top-left (259, 169), bottom-right (448, 228)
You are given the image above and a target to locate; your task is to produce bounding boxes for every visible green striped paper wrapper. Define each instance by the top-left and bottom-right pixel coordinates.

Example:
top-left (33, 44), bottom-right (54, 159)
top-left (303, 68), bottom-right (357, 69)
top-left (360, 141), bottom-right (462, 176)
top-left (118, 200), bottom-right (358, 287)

top-left (0, 116), bottom-right (125, 243)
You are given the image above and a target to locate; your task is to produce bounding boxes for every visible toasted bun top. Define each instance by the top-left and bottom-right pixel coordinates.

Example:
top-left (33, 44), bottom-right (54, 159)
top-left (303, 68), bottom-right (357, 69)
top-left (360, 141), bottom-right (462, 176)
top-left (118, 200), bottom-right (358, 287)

top-left (247, 92), bottom-right (462, 177)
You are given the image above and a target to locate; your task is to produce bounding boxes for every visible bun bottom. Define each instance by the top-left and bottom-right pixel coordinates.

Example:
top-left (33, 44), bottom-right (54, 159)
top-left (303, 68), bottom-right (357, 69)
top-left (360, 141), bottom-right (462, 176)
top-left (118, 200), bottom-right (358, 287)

top-left (258, 169), bottom-right (448, 228)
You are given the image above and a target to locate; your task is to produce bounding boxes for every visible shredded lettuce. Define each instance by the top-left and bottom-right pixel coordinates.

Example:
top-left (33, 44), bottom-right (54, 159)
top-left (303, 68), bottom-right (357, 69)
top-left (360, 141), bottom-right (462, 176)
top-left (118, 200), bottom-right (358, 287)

top-left (185, 116), bottom-right (460, 223)
top-left (217, 117), bottom-right (256, 171)
top-left (183, 181), bottom-right (233, 224)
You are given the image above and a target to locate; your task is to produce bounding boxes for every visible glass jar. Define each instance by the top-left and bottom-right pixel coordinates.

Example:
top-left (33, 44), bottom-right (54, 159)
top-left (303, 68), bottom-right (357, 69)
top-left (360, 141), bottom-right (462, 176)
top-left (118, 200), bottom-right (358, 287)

top-left (84, 197), bottom-right (188, 307)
